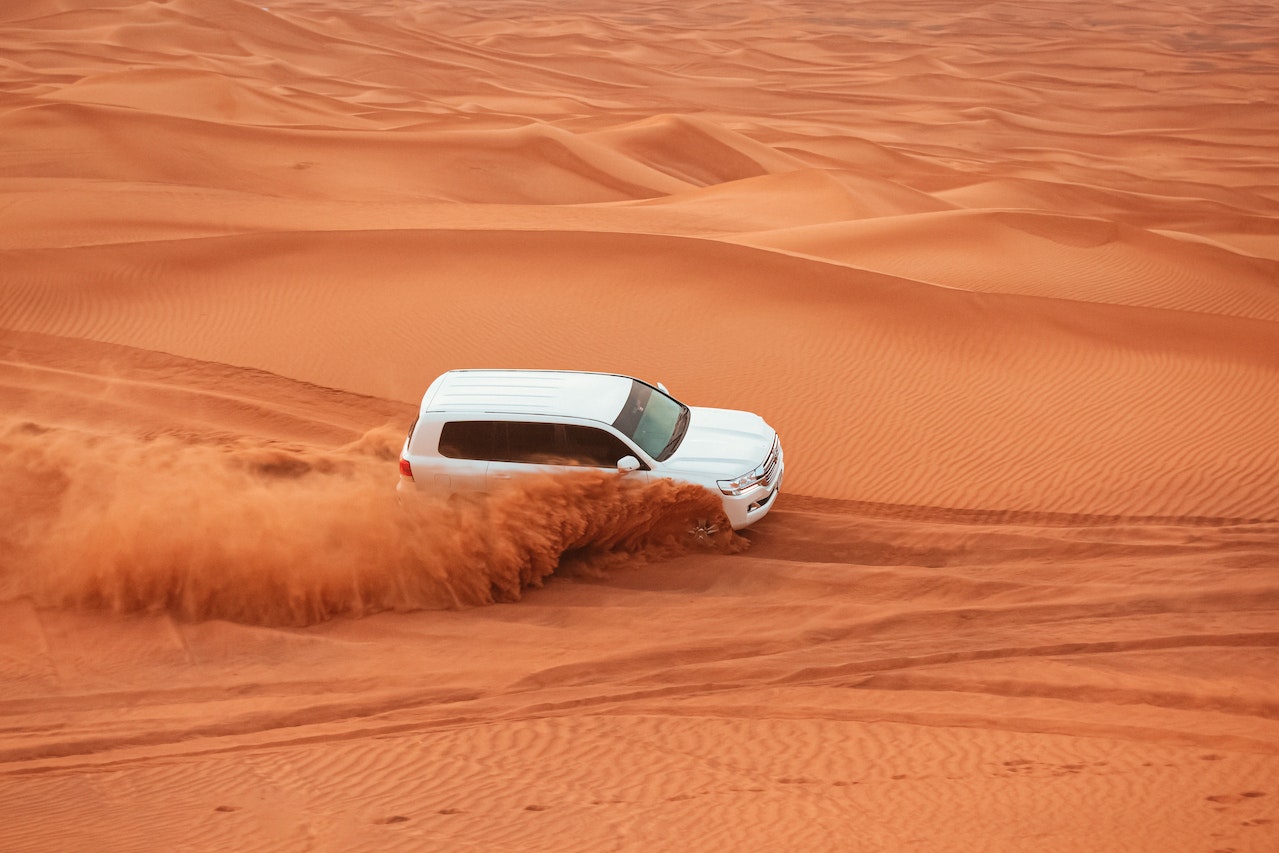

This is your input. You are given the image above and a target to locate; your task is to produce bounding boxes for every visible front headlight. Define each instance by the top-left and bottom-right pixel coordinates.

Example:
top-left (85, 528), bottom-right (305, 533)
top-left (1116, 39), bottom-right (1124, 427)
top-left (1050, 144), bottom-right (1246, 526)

top-left (718, 466), bottom-right (764, 496)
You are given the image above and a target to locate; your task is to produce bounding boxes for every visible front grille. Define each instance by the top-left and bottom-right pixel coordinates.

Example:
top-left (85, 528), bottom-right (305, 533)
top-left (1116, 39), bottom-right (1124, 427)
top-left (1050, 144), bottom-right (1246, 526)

top-left (758, 438), bottom-right (780, 486)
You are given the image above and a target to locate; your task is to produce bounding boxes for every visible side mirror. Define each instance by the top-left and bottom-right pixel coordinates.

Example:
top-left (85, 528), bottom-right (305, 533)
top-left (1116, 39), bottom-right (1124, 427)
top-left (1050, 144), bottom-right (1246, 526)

top-left (617, 455), bottom-right (641, 473)
top-left (657, 382), bottom-right (669, 394)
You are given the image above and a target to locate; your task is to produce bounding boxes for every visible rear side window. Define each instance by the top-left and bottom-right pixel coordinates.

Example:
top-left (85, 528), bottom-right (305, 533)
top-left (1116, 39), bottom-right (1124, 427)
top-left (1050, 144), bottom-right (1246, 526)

top-left (502, 422), bottom-right (559, 464)
top-left (438, 420), bottom-right (559, 463)
top-left (439, 421), bottom-right (499, 460)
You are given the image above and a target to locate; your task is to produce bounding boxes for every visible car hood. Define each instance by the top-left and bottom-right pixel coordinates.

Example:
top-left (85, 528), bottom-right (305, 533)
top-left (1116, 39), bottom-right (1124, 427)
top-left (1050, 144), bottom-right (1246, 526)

top-left (661, 406), bottom-right (776, 477)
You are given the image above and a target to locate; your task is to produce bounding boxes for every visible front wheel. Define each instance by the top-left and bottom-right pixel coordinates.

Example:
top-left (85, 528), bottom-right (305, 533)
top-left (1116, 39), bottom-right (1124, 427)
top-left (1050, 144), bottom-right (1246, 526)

top-left (689, 517), bottom-right (722, 546)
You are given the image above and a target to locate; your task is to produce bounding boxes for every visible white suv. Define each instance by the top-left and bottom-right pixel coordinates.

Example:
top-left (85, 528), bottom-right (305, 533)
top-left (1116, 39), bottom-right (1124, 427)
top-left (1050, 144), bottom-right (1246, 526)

top-left (397, 369), bottom-right (784, 532)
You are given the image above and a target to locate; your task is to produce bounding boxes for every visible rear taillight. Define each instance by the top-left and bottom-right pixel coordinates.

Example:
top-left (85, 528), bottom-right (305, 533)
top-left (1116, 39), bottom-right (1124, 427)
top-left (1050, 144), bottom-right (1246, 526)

top-left (398, 456), bottom-right (414, 480)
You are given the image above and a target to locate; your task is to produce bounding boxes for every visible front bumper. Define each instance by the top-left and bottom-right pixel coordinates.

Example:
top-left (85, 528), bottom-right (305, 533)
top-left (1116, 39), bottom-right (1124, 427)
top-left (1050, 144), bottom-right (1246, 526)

top-left (721, 441), bottom-right (784, 530)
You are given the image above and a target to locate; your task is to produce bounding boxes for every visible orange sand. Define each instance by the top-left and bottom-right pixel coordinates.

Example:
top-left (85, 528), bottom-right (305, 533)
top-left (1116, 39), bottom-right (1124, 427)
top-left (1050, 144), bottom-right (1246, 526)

top-left (1, 1), bottom-right (1277, 850)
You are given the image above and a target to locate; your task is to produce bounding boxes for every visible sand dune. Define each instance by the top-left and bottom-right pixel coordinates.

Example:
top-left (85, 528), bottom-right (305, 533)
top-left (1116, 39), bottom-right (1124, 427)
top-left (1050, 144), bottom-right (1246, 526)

top-left (1, 0), bottom-right (1277, 850)
top-left (585, 113), bottom-right (809, 184)
top-left (0, 103), bottom-right (693, 202)
top-left (6, 226), bottom-right (1279, 516)
top-left (46, 67), bottom-right (376, 127)
top-left (734, 209), bottom-right (1279, 319)
top-left (625, 168), bottom-right (956, 229)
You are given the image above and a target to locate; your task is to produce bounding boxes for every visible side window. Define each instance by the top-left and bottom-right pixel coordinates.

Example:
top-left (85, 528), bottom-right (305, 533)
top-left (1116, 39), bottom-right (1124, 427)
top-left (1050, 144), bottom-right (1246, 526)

top-left (437, 420), bottom-right (638, 467)
top-left (438, 420), bottom-right (498, 460)
top-left (501, 422), bottom-right (559, 464)
top-left (563, 425), bottom-right (637, 468)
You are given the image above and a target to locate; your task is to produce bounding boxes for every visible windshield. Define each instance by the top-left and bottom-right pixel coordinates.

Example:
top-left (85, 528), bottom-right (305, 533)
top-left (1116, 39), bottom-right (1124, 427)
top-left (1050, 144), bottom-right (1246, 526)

top-left (611, 380), bottom-right (689, 461)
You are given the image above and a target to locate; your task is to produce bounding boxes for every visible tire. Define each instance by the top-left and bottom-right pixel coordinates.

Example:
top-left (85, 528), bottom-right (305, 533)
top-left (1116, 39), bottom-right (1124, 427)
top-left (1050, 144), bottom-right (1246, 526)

top-left (689, 517), bottom-right (721, 545)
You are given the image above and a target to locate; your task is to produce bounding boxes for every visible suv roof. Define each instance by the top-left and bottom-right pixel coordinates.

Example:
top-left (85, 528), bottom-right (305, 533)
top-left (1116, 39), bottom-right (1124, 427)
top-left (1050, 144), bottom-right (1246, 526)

top-left (421, 369), bottom-right (636, 423)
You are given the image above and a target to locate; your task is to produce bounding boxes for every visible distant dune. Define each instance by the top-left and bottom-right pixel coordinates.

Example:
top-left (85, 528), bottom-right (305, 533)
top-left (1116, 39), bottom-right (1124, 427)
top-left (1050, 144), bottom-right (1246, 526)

top-left (1, 1), bottom-right (1277, 850)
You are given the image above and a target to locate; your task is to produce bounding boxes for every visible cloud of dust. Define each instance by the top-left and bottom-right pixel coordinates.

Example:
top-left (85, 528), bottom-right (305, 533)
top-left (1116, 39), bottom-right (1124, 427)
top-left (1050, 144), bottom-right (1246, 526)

top-left (0, 420), bottom-right (741, 626)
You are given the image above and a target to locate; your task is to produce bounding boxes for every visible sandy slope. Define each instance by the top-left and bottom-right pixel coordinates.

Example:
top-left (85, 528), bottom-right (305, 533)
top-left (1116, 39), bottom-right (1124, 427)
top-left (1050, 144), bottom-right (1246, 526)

top-left (1, 1), bottom-right (1277, 850)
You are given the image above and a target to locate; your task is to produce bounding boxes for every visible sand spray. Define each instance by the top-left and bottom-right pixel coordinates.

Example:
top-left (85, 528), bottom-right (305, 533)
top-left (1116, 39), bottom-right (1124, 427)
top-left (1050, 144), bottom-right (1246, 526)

top-left (0, 420), bottom-right (741, 626)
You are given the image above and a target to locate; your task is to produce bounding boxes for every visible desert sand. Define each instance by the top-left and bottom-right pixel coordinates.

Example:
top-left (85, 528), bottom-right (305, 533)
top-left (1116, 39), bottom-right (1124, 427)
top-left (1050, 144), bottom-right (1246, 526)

top-left (1, 0), bottom-right (1278, 850)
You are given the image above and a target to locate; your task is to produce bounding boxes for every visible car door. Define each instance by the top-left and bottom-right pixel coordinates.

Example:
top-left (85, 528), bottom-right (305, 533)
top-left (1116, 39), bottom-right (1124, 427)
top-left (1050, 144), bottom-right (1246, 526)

top-left (562, 424), bottom-right (650, 483)
top-left (485, 422), bottom-right (651, 487)
top-left (485, 421), bottom-right (563, 487)
top-left (434, 419), bottom-right (497, 492)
